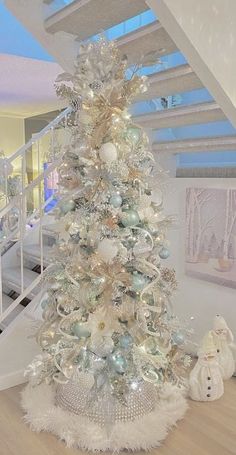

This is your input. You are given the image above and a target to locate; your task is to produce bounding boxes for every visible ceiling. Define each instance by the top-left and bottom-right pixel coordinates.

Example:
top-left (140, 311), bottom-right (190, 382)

top-left (0, 54), bottom-right (66, 118)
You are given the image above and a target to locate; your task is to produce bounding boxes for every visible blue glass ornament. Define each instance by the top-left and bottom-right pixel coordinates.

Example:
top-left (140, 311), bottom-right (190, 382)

top-left (109, 350), bottom-right (127, 374)
top-left (119, 334), bottom-right (133, 349)
top-left (41, 298), bottom-right (49, 309)
top-left (121, 209), bottom-right (139, 227)
top-left (110, 193), bottom-right (122, 208)
top-left (159, 247), bottom-right (170, 259)
top-left (60, 200), bottom-right (76, 214)
top-left (172, 331), bottom-right (185, 346)
top-left (132, 272), bottom-right (147, 291)
top-left (72, 322), bottom-right (91, 338)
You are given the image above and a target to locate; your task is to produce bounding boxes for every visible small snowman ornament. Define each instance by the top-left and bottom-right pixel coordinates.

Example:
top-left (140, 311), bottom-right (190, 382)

top-left (189, 331), bottom-right (224, 402)
top-left (211, 314), bottom-right (235, 380)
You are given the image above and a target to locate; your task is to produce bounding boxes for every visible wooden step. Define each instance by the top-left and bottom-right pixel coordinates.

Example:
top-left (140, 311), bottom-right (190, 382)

top-left (117, 20), bottom-right (177, 64)
top-left (133, 102), bottom-right (226, 130)
top-left (2, 268), bottom-right (40, 300)
top-left (45, 0), bottom-right (149, 38)
top-left (153, 135), bottom-right (236, 154)
top-left (136, 64), bottom-right (203, 102)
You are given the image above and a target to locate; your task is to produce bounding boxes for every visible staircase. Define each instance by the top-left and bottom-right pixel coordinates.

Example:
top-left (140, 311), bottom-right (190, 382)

top-left (1, 0), bottom-right (235, 390)
top-left (0, 106), bottom-right (72, 389)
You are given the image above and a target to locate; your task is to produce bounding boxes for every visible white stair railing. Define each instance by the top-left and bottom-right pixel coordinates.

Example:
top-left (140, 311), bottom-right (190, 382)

top-left (0, 106), bottom-right (73, 326)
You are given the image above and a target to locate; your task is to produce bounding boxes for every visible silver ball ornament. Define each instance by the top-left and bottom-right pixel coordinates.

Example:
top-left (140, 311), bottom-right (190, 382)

top-left (121, 209), bottom-right (140, 227)
top-left (159, 247), bottom-right (170, 259)
top-left (110, 193), bottom-right (122, 208)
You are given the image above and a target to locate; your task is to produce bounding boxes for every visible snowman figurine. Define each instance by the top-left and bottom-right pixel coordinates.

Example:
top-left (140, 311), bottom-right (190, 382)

top-left (211, 314), bottom-right (235, 380)
top-left (189, 331), bottom-right (224, 402)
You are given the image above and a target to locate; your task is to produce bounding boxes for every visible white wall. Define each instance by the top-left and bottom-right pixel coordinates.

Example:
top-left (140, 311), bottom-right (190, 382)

top-left (147, 0), bottom-right (236, 128)
top-left (0, 116), bottom-right (25, 157)
top-left (163, 178), bottom-right (236, 352)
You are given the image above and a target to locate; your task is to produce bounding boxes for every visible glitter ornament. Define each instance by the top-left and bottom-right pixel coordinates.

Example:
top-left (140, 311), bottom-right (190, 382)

top-left (172, 331), bottom-right (185, 346)
top-left (110, 193), bottom-right (122, 208)
top-left (126, 127), bottom-right (141, 144)
top-left (97, 238), bottom-right (118, 263)
top-left (121, 209), bottom-right (140, 227)
top-left (132, 272), bottom-right (147, 291)
top-left (109, 350), bottom-right (127, 374)
top-left (90, 336), bottom-right (114, 357)
top-left (99, 142), bottom-right (117, 163)
top-left (119, 334), bottom-right (133, 349)
top-left (159, 247), bottom-right (170, 259)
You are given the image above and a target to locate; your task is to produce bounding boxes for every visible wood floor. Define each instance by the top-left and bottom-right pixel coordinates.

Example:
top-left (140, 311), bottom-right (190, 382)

top-left (0, 379), bottom-right (235, 455)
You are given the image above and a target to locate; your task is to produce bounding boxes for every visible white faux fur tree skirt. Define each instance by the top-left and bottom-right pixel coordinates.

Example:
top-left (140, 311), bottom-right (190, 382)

top-left (21, 382), bottom-right (188, 451)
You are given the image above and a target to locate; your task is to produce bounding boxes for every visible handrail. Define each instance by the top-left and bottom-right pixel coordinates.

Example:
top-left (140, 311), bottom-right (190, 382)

top-left (0, 158), bottom-right (61, 219)
top-left (6, 106), bottom-right (72, 164)
top-left (0, 105), bottom-right (73, 328)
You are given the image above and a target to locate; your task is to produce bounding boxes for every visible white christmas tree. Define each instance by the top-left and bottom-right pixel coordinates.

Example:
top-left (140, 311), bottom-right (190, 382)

top-left (22, 38), bottom-right (190, 451)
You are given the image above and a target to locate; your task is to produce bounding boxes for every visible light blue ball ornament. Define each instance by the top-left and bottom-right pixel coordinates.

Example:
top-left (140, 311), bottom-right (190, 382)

top-left (172, 331), bottom-right (185, 346)
top-left (119, 334), bottom-right (133, 349)
top-left (110, 193), bottom-right (122, 208)
top-left (121, 209), bottom-right (140, 227)
top-left (72, 322), bottom-right (91, 339)
top-left (132, 272), bottom-right (147, 291)
top-left (60, 199), bottom-right (76, 214)
top-left (40, 295), bottom-right (49, 309)
top-left (159, 247), bottom-right (170, 259)
top-left (109, 350), bottom-right (127, 374)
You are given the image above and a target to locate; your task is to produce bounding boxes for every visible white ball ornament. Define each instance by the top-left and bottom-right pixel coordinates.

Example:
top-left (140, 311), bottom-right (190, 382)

top-left (97, 238), bottom-right (118, 263)
top-left (99, 142), bottom-right (117, 164)
top-left (151, 188), bottom-right (163, 206)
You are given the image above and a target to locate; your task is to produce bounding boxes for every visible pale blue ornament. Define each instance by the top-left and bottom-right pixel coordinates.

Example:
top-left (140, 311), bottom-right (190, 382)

top-left (40, 292), bottom-right (49, 309)
top-left (172, 331), bottom-right (185, 346)
top-left (72, 322), bottom-right (91, 338)
top-left (121, 209), bottom-right (139, 227)
top-left (159, 247), bottom-right (170, 259)
top-left (126, 127), bottom-right (141, 144)
top-left (110, 193), bottom-right (122, 208)
top-left (119, 334), bottom-right (133, 349)
top-left (132, 272), bottom-right (147, 291)
top-left (109, 350), bottom-right (127, 374)
top-left (60, 199), bottom-right (76, 214)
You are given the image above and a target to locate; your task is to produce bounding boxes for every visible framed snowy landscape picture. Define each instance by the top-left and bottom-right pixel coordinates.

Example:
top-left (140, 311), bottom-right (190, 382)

top-left (185, 187), bottom-right (236, 289)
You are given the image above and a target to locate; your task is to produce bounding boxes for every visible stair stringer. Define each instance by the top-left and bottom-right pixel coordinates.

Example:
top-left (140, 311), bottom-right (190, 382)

top-left (5, 0), bottom-right (77, 72)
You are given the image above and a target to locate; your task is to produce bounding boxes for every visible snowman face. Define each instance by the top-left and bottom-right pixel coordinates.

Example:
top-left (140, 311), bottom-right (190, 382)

top-left (204, 352), bottom-right (216, 361)
top-left (215, 329), bottom-right (226, 335)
